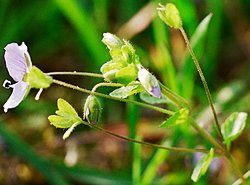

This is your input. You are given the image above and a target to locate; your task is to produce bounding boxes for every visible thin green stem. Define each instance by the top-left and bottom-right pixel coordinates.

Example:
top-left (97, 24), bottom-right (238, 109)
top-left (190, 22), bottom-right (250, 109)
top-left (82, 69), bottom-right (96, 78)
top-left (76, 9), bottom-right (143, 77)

top-left (159, 82), bottom-right (190, 109)
top-left (225, 152), bottom-right (247, 185)
top-left (91, 82), bottom-right (123, 92)
top-left (179, 27), bottom-right (223, 140)
top-left (47, 71), bottom-right (103, 78)
top-left (89, 123), bottom-right (209, 154)
top-left (52, 79), bottom-right (174, 115)
top-left (190, 120), bottom-right (224, 153)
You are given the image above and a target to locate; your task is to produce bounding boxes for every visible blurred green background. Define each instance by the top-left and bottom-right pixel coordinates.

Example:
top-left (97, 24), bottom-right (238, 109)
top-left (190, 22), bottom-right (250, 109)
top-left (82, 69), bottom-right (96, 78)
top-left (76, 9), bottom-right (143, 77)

top-left (0, 0), bottom-right (249, 184)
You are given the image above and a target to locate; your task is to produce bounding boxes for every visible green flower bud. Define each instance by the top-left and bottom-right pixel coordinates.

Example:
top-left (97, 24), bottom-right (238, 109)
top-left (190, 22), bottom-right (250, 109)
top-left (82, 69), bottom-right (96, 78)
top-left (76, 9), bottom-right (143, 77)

top-left (100, 61), bottom-right (124, 81)
top-left (157, 3), bottom-right (182, 29)
top-left (137, 65), bottom-right (161, 98)
top-left (83, 95), bottom-right (101, 125)
top-left (23, 66), bottom-right (53, 89)
top-left (102, 33), bottom-right (123, 50)
top-left (115, 63), bottom-right (138, 85)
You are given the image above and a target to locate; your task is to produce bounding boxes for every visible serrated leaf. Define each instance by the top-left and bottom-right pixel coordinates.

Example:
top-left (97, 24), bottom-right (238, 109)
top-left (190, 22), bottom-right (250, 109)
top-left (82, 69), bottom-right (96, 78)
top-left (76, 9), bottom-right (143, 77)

top-left (191, 148), bottom-right (214, 182)
top-left (57, 98), bottom-right (78, 116)
top-left (139, 91), bottom-right (169, 104)
top-left (160, 108), bottom-right (189, 128)
top-left (221, 112), bottom-right (247, 145)
top-left (48, 115), bottom-right (74, 128)
top-left (110, 82), bottom-right (143, 99)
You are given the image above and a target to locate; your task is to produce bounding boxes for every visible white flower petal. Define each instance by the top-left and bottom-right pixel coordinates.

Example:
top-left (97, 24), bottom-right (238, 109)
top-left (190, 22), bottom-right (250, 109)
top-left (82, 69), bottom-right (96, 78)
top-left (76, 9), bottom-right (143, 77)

top-left (4, 42), bottom-right (32, 82)
top-left (3, 81), bottom-right (29, 112)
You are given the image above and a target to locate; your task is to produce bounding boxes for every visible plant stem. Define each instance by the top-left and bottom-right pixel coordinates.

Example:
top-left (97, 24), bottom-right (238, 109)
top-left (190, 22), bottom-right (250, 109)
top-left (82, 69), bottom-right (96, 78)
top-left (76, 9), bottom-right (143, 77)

top-left (47, 71), bottom-right (103, 78)
top-left (190, 120), bottom-right (224, 153)
top-left (179, 27), bottom-right (223, 140)
top-left (159, 82), bottom-right (190, 109)
top-left (91, 82), bottom-right (123, 92)
top-left (89, 124), bottom-right (209, 154)
top-left (225, 152), bottom-right (247, 185)
top-left (52, 79), bottom-right (174, 115)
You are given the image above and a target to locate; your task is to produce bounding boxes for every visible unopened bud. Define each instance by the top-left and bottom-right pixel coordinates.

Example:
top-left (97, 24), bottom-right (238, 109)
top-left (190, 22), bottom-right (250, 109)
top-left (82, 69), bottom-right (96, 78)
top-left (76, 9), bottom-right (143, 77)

top-left (137, 65), bottom-right (161, 98)
top-left (157, 3), bottom-right (182, 29)
top-left (102, 33), bottom-right (123, 50)
top-left (83, 95), bottom-right (101, 125)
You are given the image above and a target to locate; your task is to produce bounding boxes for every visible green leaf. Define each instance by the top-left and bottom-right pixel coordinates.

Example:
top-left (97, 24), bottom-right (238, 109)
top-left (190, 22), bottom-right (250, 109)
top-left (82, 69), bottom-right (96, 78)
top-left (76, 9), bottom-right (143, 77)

top-left (191, 148), bottom-right (214, 182)
top-left (48, 98), bottom-right (83, 130)
top-left (139, 91), bottom-right (169, 104)
top-left (57, 98), bottom-right (78, 116)
top-left (109, 82), bottom-right (143, 99)
top-left (48, 115), bottom-right (74, 128)
top-left (160, 108), bottom-right (189, 128)
top-left (221, 112), bottom-right (247, 145)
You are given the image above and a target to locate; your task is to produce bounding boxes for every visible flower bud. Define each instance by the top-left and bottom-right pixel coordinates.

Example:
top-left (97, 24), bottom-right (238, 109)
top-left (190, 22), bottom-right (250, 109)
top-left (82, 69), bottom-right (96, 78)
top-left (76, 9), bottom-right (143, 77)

top-left (83, 95), bottom-right (101, 125)
top-left (100, 61), bottom-right (124, 81)
top-left (102, 33), bottom-right (123, 50)
top-left (157, 3), bottom-right (182, 29)
top-left (137, 65), bottom-right (161, 98)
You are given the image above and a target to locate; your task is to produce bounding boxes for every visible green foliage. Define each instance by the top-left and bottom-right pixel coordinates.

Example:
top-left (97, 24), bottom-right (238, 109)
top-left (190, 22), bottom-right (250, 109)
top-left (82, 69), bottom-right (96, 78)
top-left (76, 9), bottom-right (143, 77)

top-left (139, 91), bottom-right (169, 104)
top-left (48, 98), bottom-right (82, 129)
top-left (221, 112), bottom-right (248, 147)
top-left (160, 108), bottom-right (189, 128)
top-left (109, 82), bottom-right (143, 99)
top-left (191, 148), bottom-right (214, 182)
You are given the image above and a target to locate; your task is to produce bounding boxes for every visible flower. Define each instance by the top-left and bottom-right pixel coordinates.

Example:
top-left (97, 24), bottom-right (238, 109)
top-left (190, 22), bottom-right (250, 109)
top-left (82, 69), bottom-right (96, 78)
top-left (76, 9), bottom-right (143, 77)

top-left (3, 42), bottom-right (32, 112)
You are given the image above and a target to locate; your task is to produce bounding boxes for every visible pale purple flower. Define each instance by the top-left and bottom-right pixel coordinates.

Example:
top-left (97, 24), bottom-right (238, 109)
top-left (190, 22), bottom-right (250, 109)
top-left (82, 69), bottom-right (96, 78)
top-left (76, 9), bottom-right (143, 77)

top-left (3, 42), bottom-right (32, 112)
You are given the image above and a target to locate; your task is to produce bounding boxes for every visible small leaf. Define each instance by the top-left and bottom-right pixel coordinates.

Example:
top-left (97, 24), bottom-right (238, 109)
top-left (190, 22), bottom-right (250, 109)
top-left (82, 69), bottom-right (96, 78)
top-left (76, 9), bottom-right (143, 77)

top-left (191, 148), bottom-right (214, 182)
top-left (160, 108), bottom-right (189, 128)
top-left (110, 83), bottom-right (143, 99)
top-left (48, 115), bottom-right (74, 128)
top-left (57, 98), bottom-right (78, 116)
top-left (221, 112), bottom-right (247, 145)
top-left (139, 91), bottom-right (169, 104)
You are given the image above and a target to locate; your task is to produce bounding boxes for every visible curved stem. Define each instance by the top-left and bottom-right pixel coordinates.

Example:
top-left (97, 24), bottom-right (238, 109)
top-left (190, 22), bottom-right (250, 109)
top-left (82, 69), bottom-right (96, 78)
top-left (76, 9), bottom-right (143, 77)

top-left (159, 82), bottom-right (190, 109)
top-left (179, 27), bottom-right (223, 140)
top-left (47, 71), bottom-right (103, 78)
top-left (91, 82), bottom-right (123, 92)
top-left (88, 123), bottom-right (209, 154)
top-left (52, 79), bottom-right (174, 115)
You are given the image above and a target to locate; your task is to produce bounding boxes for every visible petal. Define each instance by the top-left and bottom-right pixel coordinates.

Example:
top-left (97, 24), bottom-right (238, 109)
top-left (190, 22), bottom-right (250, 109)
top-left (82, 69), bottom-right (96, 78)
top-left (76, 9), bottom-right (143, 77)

top-left (151, 85), bottom-right (162, 98)
top-left (3, 81), bottom-right (29, 112)
top-left (4, 42), bottom-right (32, 81)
